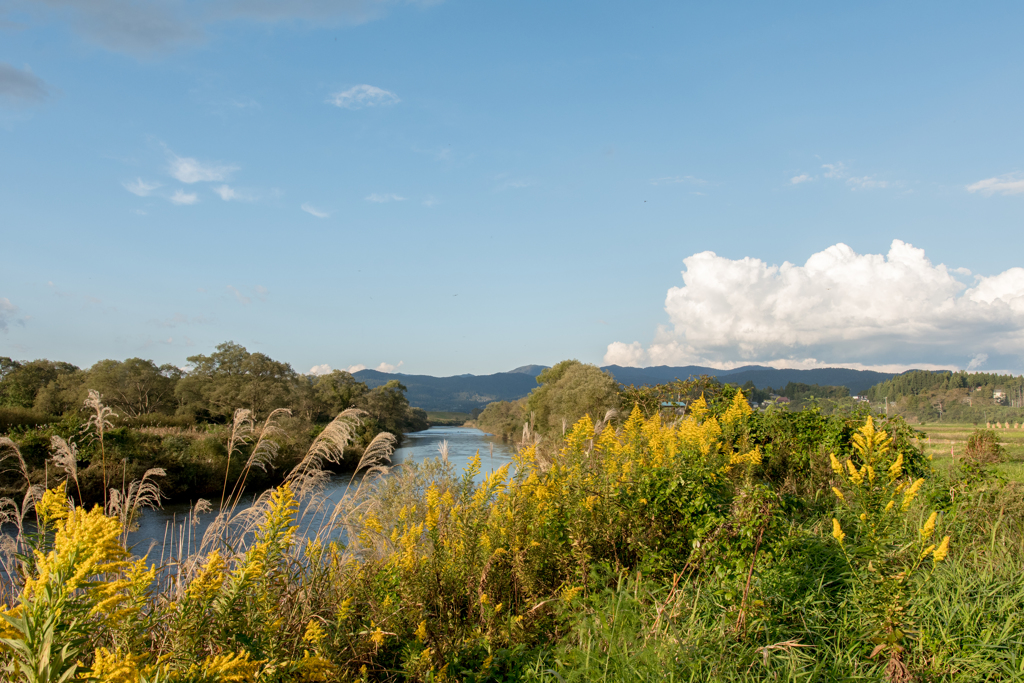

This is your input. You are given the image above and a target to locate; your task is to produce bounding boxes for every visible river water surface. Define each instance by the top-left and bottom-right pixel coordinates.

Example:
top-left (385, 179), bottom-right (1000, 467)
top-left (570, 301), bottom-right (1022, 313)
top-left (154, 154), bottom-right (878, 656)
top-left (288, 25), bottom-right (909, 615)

top-left (126, 426), bottom-right (513, 560)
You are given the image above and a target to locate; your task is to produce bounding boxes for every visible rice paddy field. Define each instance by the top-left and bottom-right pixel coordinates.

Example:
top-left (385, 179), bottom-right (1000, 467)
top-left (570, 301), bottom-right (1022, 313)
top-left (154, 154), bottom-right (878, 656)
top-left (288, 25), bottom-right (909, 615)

top-left (919, 422), bottom-right (1024, 482)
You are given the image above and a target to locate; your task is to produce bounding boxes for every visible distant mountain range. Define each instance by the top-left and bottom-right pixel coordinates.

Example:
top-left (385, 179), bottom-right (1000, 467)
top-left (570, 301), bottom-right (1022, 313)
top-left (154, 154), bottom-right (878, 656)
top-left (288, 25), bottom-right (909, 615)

top-left (353, 364), bottom-right (899, 413)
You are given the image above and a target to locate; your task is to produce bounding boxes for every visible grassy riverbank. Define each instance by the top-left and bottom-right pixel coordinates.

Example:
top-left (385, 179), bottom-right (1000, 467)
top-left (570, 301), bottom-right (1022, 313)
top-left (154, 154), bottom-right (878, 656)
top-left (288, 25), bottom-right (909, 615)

top-left (2, 392), bottom-right (1022, 682)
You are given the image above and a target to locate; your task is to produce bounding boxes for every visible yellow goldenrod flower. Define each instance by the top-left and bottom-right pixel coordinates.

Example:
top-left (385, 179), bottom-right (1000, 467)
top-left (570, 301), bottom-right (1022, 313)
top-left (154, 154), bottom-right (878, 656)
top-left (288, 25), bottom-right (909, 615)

top-left (35, 483), bottom-right (70, 528)
top-left (933, 535), bottom-right (950, 562)
top-left (921, 511), bottom-right (937, 540)
top-left (87, 647), bottom-right (143, 683)
top-left (829, 453), bottom-right (843, 476)
top-left (846, 460), bottom-right (864, 485)
top-left (304, 619), bottom-right (326, 647)
top-left (415, 620), bottom-right (429, 642)
top-left (831, 487), bottom-right (845, 502)
top-left (831, 518), bottom-right (845, 546)
top-left (369, 625), bottom-right (386, 648)
top-left (888, 452), bottom-right (904, 481)
top-left (901, 478), bottom-right (925, 511)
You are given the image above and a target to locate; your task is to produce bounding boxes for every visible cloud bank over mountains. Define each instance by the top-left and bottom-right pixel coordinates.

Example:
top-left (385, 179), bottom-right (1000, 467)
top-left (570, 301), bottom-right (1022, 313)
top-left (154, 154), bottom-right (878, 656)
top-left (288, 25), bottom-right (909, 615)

top-left (605, 240), bottom-right (1024, 373)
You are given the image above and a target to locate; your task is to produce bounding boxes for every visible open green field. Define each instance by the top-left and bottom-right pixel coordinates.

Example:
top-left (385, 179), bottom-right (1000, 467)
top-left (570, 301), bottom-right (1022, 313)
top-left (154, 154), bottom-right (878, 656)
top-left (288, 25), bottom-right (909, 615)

top-left (918, 422), bottom-right (1024, 482)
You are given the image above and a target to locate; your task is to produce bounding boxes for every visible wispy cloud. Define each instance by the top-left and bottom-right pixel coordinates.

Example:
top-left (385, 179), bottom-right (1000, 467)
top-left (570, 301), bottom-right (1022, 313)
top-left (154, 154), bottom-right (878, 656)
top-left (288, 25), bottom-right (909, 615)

top-left (301, 203), bottom-right (329, 218)
top-left (495, 179), bottom-right (531, 191)
top-left (123, 178), bottom-right (161, 196)
top-left (0, 297), bottom-right (19, 332)
top-left (213, 185), bottom-right (236, 200)
top-left (226, 285), bottom-right (250, 305)
top-left (212, 184), bottom-right (254, 201)
top-left (422, 196), bottom-right (439, 207)
top-left (0, 62), bottom-right (48, 104)
top-left (822, 162), bottom-right (846, 179)
top-left (255, 285), bottom-right (268, 302)
top-left (365, 193), bottom-right (406, 203)
top-left (168, 153), bottom-right (238, 184)
top-left (170, 189), bottom-right (198, 205)
top-left (847, 176), bottom-right (890, 190)
top-left (967, 173), bottom-right (1024, 196)
top-left (328, 84), bottom-right (400, 109)
top-left (650, 175), bottom-right (706, 186)
top-left (16, 1), bottom-right (441, 56)
top-left (790, 174), bottom-right (813, 185)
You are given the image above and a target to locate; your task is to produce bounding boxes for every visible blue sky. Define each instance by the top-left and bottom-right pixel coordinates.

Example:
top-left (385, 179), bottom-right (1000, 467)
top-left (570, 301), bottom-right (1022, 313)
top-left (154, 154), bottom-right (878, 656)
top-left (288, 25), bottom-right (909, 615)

top-left (2, 1), bottom-right (1024, 376)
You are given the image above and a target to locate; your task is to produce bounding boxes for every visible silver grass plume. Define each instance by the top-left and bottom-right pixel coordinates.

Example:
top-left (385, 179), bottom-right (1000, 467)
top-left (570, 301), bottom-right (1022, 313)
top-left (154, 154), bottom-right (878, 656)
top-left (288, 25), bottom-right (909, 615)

top-left (220, 408), bottom-right (255, 511)
top-left (49, 435), bottom-right (83, 504)
top-left (224, 408), bottom-right (291, 513)
top-left (285, 408), bottom-right (364, 499)
top-left (83, 389), bottom-right (117, 509)
top-left (107, 468), bottom-right (166, 541)
top-left (437, 440), bottom-right (450, 463)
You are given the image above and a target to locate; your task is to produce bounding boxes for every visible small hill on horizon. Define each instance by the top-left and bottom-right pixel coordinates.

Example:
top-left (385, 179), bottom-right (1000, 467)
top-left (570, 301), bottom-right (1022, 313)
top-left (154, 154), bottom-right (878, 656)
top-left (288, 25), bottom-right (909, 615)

top-left (354, 363), bottom-right (901, 412)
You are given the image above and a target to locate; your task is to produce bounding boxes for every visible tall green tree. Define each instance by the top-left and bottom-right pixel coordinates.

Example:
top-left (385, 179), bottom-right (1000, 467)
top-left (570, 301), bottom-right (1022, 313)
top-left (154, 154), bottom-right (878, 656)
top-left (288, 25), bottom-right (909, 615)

top-left (175, 342), bottom-right (295, 420)
top-left (526, 360), bottom-right (621, 435)
top-left (86, 358), bottom-right (181, 417)
top-left (0, 358), bottom-right (80, 408)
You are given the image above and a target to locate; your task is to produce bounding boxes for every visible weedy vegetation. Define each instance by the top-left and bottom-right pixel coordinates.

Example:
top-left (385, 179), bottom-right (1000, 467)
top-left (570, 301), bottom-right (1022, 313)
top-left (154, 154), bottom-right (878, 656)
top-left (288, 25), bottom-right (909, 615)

top-left (0, 384), bottom-right (1022, 682)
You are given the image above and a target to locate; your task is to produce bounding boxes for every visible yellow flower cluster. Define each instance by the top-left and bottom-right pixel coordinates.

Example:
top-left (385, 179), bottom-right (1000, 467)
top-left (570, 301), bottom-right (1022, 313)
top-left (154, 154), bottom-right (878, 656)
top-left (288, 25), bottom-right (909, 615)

top-left (87, 647), bottom-right (144, 683)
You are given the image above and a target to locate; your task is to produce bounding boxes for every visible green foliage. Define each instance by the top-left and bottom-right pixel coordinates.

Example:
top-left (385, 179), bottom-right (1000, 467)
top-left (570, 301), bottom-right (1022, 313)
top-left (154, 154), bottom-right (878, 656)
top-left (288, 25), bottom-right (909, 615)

top-left (475, 400), bottom-right (526, 441)
top-left (526, 361), bottom-right (620, 436)
top-left (779, 381), bottom-right (850, 402)
top-left (0, 359), bottom-right (80, 410)
top-left (618, 375), bottom-right (725, 419)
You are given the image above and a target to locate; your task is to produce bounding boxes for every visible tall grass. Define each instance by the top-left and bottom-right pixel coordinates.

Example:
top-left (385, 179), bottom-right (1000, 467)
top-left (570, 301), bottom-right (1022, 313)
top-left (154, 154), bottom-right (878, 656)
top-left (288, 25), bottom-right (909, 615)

top-left (0, 393), bottom-right (1022, 682)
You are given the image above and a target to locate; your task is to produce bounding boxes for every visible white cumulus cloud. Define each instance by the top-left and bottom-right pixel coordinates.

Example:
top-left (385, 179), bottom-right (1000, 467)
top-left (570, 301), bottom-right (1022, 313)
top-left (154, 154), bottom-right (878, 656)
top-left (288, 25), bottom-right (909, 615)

top-left (170, 189), bottom-right (198, 205)
top-left (605, 240), bottom-right (1024, 372)
top-left (301, 203), bottom-right (329, 218)
top-left (169, 154), bottom-right (238, 183)
top-left (345, 364), bottom-right (367, 373)
top-left (309, 364), bottom-right (333, 376)
top-left (967, 173), bottom-right (1024, 196)
top-left (327, 84), bottom-right (399, 109)
top-left (790, 174), bottom-right (813, 184)
top-left (123, 178), bottom-right (161, 196)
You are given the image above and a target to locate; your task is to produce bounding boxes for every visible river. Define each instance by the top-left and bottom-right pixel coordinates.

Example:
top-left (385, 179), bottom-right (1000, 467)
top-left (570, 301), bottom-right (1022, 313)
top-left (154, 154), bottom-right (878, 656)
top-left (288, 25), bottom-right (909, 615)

top-left (125, 426), bottom-right (514, 561)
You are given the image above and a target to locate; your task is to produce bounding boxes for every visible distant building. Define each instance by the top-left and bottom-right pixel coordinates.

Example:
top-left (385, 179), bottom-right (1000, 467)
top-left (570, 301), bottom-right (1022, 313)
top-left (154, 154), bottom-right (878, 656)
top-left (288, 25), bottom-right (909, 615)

top-left (994, 390), bottom-right (1007, 405)
top-left (660, 401), bottom-right (687, 416)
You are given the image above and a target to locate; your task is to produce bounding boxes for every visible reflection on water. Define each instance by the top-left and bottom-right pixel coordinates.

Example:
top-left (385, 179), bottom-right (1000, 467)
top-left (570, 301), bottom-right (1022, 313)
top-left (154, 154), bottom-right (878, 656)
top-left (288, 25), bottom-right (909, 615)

top-left (126, 426), bottom-right (513, 560)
